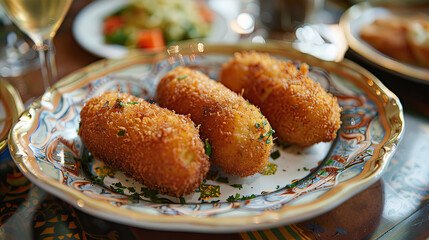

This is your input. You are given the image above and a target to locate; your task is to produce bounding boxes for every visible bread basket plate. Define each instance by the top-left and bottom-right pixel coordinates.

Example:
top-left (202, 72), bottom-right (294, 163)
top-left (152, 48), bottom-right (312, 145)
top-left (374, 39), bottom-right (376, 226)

top-left (8, 42), bottom-right (403, 233)
top-left (340, 2), bottom-right (429, 84)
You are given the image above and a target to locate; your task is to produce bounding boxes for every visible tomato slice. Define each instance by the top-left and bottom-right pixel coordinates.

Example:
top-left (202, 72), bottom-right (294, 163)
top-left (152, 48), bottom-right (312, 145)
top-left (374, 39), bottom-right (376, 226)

top-left (103, 16), bottom-right (124, 35)
top-left (136, 29), bottom-right (165, 49)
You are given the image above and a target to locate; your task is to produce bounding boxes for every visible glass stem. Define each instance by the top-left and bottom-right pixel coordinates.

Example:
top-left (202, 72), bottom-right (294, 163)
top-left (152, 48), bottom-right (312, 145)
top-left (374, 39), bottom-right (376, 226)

top-left (36, 38), bottom-right (57, 90)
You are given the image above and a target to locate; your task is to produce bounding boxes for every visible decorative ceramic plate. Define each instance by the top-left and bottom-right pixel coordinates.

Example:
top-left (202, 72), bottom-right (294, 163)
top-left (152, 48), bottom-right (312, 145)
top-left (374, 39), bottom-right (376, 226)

top-left (340, 2), bottom-right (429, 84)
top-left (0, 79), bottom-right (23, 153)
top-left (72, 0), bottom-right (239, 59)
top-left (9, 42), bottom-right (404, 233)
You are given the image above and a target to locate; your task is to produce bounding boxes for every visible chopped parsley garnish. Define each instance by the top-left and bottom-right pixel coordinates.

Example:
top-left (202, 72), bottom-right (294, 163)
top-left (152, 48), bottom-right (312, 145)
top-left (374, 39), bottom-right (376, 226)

top-left (90, 175), bottom-right (103, 185)
top-left (204, 139), bottom-right (212, 157)
top-left (127, 187), bottom-right (136, 193)
top-left (276, 185), bottom-right (280, 189)
top-left (140, 188), bottom-right (163, 202)
top-left (110, 185), bottom-right (124, 194)
top-left (226, 193), bottom-right (257, 202)
top-left (216, 177), bottom-right (229, 183)
top-left (227, 193), bottom-right (241, 202)
top-left (230, 184), bottom-right (243, 189)
top-left (258, 128), bottom-right (275, 144)
top-left (255, 123), bottom-right (261, 128)
top-left (118, 130), bottom-right (126, 136)
top-left (114, 182), bottom-right (126, 189)
top-left (177, 75), bottom-right (187, 80)
top-left (325, 159), bottom-right (334, 165)
top-left (128, 193), bottom-right (140, 202)
top-left (285, 182), bottom-right (297, 189)
top-left (240, 194), bottom-right (257, 200)
top-left (320, 170), bottom-right (326, 175)
top-left (303, 167), bottom-right (309, 171)
top-left (114, 99), bottom-right (124, 109)
top-left (127, 101), bottom-right (138, 105)
top-left (179, 196), bottom-right (186, 204)
top-left (270, 150), bottom-right (280, 160)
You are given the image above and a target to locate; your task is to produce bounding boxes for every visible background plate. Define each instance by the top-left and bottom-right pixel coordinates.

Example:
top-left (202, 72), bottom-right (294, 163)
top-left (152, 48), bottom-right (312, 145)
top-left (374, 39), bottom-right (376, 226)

top-left (72, 0), bottom-right (238, 59)
top-left (9, 43), bottom-right (404, 233)
top-left (340, 2), bottom-right (429, 84)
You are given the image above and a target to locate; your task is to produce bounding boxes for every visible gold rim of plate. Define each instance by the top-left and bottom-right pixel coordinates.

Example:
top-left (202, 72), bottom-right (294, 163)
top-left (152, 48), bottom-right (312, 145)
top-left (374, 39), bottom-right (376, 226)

top-left (8, 42), bottom-right (404, 232)
top-left (0, 79), bottom-right (24, 153)
top-left (340, 2), bottom-right (429, 83)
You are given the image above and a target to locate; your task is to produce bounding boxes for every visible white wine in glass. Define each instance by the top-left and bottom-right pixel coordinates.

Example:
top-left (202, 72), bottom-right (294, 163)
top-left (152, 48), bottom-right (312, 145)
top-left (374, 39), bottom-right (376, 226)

top-left (0, 0), bottom-right (73, 90)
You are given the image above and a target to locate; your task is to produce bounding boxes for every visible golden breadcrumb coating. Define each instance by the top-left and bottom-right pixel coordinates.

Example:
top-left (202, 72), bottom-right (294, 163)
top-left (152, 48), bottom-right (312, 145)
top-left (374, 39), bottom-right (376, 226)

top-left (79, 91), bottom-right (209, 197)
top-left (156, 67), bottom-right (273, 177)
top-left (220, 51), bottom-right (342, 147)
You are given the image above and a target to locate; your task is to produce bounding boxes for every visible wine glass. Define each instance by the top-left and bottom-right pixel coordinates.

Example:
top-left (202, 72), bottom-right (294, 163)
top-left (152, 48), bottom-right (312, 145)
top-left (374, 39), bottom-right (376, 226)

top-left (0, 0), bottom-right (73, 90)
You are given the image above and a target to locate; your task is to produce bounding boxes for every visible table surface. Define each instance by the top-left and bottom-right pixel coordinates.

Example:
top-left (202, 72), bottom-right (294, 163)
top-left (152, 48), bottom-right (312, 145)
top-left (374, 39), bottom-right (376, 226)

top-left (1, 1), bottom-right (429, 239)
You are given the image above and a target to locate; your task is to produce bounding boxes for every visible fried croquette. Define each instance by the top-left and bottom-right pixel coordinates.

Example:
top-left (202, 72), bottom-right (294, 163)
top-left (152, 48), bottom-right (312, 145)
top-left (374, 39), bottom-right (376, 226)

top-left (156, 67), bottom-right (274, 177)
top-left (220, 51), bottom-right (341, 147)
top-left (79, 91), bottom-right (209, 197)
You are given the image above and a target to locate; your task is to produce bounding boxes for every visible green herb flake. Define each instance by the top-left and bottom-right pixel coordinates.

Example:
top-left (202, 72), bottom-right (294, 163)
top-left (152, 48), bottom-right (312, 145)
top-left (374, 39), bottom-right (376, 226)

top-left (179, 196), bottom-right (186, 204)
top-left (114, 182), bottom-right (126, 189)
top-left (216, 177), bottom-right (229, 183)
top-left (177, 75), bottom-right (187, 80)
top-left (127, 101), bottom-right (138, 105)
top-left (255, 123), bottom-right (261, 128)
top-left (128, 193), bottom-right (140, 202)
top-left (303, 167), bottom-right (309, 171)
top-left (204, 139), bottom-right (212, 157)
top-left (320, 170), bottom-right (327, 175)
top-left (227, 193), bottom-right (240, 202)
top-left (240, 194), bottom-right (257, 200)
top-left (90, 175), bottom-right (103, 185)
top-left (127, 187), bottom-right (136, 193)
top-left (285, 182), bottom-right (297, 189)
top-left (118, 130), bottom-right (126, 136)
top-left (325, 159), bottom-right (334, 165)
top-left (140, 188), bottom-right (165, 202)
top-left (276, 185), bottom-right (280, 189)
top-left (258, 128), bottom-right (275, 144)
top-left (270, 150), bottom-right (280, 160)
top-left (119, 102), bottom-right (126, 107)
top-left (230, 184), bottom-right (243, 189)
